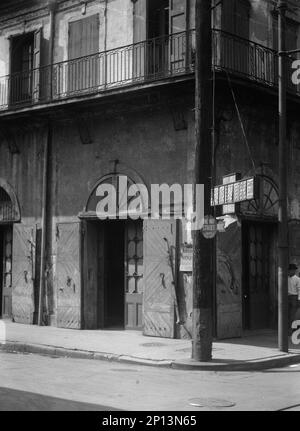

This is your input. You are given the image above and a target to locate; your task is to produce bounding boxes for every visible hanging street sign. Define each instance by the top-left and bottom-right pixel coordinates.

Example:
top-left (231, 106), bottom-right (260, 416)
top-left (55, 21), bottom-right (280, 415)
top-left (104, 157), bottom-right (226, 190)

top-left (211, 176), bottom-right (258, 207)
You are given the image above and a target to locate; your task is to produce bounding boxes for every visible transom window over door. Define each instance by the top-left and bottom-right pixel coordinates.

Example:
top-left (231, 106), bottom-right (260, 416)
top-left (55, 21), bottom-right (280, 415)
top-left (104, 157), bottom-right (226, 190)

top-left (68, 14), bottom-right (100, 93)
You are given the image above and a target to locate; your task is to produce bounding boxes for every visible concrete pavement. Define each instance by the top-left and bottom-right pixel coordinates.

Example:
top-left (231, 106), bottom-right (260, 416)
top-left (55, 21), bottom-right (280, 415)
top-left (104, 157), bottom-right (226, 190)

top-left (1, 350), bottom-right (300, 411)
top-left (0, 320), bottom-right (300, 371)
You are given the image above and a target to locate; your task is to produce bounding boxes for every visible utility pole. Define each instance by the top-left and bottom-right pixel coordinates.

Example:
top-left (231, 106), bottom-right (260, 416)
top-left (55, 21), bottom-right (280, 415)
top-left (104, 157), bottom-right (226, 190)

top-left (192, 0), bottom-right (213, 361)
top-left (277, 0), bottom-right (289, 352)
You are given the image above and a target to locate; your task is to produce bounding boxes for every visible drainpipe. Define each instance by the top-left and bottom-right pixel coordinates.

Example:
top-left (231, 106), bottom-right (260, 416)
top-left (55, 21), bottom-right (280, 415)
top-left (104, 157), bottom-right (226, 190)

top-left (38, 125), bottom-right (50, 326)
top-left (48, 0), bottom-right (57, 99)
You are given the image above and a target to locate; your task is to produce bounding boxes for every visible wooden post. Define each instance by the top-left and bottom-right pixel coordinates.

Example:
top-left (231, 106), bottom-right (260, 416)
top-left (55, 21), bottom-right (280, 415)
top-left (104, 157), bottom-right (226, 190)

top-left (38, 124), bottom-right (51, 326)
top-left (192, 0), bottom-right (213, 361)
top-left (277, 0), bottom-right (289, 352)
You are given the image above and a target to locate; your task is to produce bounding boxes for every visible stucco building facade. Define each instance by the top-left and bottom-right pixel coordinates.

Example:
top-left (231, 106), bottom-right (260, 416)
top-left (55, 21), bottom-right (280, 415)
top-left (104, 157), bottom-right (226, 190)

top-left (0, 0), bottom-right (300, 340)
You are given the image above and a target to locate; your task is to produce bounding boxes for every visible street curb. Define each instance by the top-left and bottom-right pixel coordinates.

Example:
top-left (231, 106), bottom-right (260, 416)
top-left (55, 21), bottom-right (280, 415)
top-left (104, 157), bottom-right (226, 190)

top-left (0, 342), bottom-right (174, 368)
top-left (171, 354), bottom-right (300, 371)
top-left (1, 341), bottom-right (300, 371)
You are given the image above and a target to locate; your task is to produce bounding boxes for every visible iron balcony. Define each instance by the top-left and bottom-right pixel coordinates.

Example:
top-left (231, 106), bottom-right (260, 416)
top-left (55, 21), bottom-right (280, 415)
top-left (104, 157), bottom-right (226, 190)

top-left (0, 29), bottom-right (299, 112)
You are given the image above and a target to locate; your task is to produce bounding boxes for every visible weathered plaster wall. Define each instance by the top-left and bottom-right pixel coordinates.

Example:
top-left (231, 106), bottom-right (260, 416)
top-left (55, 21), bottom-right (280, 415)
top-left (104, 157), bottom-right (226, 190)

top-left (54, 0), bottom-right (133, 63)
top-left (52, 108), bottom-right (190, 218)
top-left (0, 128), bottom-right (45, 225)
top-left (43, 100), bottom-right (193, 324)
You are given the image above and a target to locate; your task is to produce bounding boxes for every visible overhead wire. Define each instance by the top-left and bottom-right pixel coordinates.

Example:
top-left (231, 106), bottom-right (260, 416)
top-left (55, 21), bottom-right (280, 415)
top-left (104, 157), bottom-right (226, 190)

top-left (225, 70), bottom-right (257, 174)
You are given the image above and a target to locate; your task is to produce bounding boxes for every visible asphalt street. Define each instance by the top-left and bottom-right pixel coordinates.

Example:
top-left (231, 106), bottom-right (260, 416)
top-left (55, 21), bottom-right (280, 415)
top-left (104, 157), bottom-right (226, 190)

top-left (0, 351), bottom-right (299, 411)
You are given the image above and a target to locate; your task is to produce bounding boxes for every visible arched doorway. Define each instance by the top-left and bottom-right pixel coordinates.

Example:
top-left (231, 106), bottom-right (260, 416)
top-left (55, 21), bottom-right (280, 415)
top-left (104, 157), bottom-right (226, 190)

top-left (0, 180), bottom-right (21, 319)
top-left (81, 174), bottom-right (146, 330)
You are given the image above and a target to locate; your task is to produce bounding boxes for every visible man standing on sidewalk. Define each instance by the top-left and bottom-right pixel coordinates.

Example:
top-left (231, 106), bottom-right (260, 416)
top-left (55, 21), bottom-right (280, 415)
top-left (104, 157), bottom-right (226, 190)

top-left (288, 263), bottom-right (300, 334)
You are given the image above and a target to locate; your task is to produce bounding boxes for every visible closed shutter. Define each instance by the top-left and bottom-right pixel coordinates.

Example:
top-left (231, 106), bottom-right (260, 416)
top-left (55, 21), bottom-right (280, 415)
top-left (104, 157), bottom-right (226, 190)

top-left (56, 222), bottom-right (82, 329)
top-left (12, 224), bottom-right (36, 324)
top-left (143, 219), bottom-right (176, 338)
top-left (133, 0), bottom-right (147, 79)
top-left (33, 28), bottom-right (42, 102)
top-left (68, 14), bottom-right (99, 92)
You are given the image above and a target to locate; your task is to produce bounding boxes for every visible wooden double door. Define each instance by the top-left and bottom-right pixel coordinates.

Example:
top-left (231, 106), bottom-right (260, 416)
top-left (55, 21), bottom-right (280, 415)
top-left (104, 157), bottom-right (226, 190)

top-left (82, 220), bottom-right (143, 330)
top-left (56, 219), bottom-right (177, 338)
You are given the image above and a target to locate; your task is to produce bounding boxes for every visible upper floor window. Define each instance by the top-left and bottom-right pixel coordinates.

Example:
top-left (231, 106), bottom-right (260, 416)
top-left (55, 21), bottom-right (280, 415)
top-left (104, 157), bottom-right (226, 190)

top-left (9, 29), bottom-right (42, 105)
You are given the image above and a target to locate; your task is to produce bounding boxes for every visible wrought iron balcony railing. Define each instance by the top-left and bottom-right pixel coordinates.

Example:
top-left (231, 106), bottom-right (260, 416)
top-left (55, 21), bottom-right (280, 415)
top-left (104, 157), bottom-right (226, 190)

top-left (212, 29), bottom-right (300, 94)
top-left (0, 29), bottom-right (299, 112)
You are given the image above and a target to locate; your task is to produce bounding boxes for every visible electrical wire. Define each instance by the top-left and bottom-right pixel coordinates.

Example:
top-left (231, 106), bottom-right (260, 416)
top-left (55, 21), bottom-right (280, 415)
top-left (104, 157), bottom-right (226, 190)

top-left (226, 70), bottom-right (257, 174)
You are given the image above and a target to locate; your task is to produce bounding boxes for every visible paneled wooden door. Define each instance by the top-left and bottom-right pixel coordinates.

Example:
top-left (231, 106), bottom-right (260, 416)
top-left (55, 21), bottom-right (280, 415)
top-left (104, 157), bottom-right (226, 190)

top-left (0, 226), bottom-right (13, 318)
top-left (56, 222), bottom-right (82, 329)
top-left (125, 220), bottom-right (143, 330)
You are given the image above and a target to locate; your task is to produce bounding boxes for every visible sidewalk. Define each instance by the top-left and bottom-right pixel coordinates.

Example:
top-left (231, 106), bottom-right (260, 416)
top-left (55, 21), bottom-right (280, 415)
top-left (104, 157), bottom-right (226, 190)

top-left (1, 320), bottom-right (300, 371)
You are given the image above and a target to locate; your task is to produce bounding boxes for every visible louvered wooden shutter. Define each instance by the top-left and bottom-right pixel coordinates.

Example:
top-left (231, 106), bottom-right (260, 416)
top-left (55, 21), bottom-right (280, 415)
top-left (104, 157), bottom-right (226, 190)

top-left (68, 14), bottom-right (99, 92)
top-left (69, 14), bottom-right (99, 58)
top-left (33, 28), bottom-right (42, 102)
top-left (12, 224), bottom-right (36, 324)
top-left (56, 222), bottom-right (83, 329)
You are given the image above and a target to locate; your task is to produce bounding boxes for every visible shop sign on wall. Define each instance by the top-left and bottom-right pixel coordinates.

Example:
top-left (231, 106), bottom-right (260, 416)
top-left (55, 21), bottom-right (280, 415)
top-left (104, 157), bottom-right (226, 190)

top-left (180, 246), bottom-right (193, 272)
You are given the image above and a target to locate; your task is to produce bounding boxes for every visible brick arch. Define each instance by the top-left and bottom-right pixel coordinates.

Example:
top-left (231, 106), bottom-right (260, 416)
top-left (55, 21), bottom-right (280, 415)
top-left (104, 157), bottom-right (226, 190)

top-left (0, 178), bottom-right (21, 223)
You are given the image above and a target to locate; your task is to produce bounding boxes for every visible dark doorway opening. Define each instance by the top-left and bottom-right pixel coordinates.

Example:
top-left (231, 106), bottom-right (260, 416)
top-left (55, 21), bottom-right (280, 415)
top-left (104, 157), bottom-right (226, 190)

top-left (147, 0), bottom-right (169, 39)
top-left (146, 0), bottom-right (169, 76)
top-left (83, 219), bottom-right (144, 331)
top-left (242, 221), bottom-right (277, 330)
top-left (10, 33), bottom-right (34, 104)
